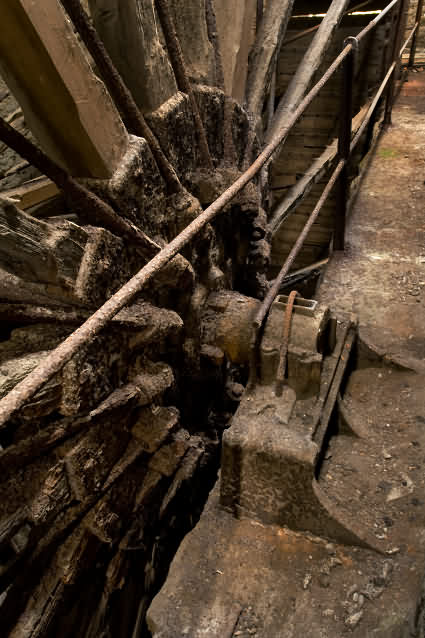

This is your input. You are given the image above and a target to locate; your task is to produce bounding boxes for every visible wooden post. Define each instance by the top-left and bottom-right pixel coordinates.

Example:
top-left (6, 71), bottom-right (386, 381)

top-left (408, 0), bottom-right (425, 67)
top-left (335, 38), bottom-right (357, 251)
top-left (0, 0), bottom-right (128, 178)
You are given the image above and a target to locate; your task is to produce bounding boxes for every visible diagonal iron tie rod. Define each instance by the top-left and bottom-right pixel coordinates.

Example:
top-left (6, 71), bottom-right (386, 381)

top-left (282, 0), bottom-right (376, 48)
top-left (0, 0), bottom-right (404, 428)
top-left (154, 0), bottom-right (214, 170)
top-left (61, 0), bottom-right (181, 193)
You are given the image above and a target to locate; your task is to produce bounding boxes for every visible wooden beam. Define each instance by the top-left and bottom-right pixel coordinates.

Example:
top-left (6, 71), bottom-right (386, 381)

top-left (0, 0), bottom-right (128, 178)
top-left (0, 177), bottom-right (59, 210)
top-left (245, 0), bottom-right (295, 118)
top-left (213, 0), bottom-right (257, 102)
top-left (88, 0), bottom-right (177, 113)
top-left (267, 0), bottom-right (351, 142)
top-left (269, 101), bottom-right (369, 236)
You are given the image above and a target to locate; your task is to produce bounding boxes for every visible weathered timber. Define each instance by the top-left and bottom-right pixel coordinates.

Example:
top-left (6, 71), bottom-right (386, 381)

top-left (89, 362), bottom-right (175, 418)
top-left (0, 0), bottom-right (128, 178)
top-left (0, 198), bottom-right (87, 288)
top-left (63, 0), bottom-right (181, 192)
top-left (0, 115), bottom-right (176, 260)
top-left (0, 198), bottom-right (140, 307)
top-left (0, 507), bottom-right (30, 546)
top-left (205, 0), bottom-right (225, 90)
top-left (88, 0), bottom-right (177, 113)
top-left (168, 0), bottom-right (216, 86)
top-left (0, 301), bottom-right (183, 335)
top-left (154, 0), bottom-right (214, 169)
top-left (269, 93), bottom-right (370, 236)
top-left (0, 177), bottom-right (60, 211)
top-left (213, 0), bottom-right (257, 103)
top-left (268, 0), bottom-right (351, 142)
top-left (245, 0), bottom-right (295, 119)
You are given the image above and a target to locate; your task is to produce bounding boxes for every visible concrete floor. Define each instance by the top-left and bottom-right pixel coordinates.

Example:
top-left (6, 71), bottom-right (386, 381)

top-left (318, 71), bottom-right (425, 374)
top-left (146, 72), bottom-right (425, 638)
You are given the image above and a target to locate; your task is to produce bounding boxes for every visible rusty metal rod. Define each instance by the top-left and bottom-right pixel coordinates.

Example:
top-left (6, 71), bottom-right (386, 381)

top-left (335, 36), bottom-right (357, 251)
top-left (254, 159), bottom-right (345, 331)
top-left (351, 26), bottom-right (416, 150)
top-left (351, 60), bottom-right (395, 150)
top-left (257, 9), bottom-right (416, 334)
top-left (275, 290), bottom-right (298, 396)
top-left (0, 0), bottom-right (401, 427)
top-left (60, 0), bottom-right (181, 192)
top-left (384, 0), bottom-right (408, 126)
top-left (408, 0), bottom-right (424, 66)
top-left (282, 0), bottom-right (375, 48)
top-left (400, 21), bottom-right (418, 55)
top-left (205, 0), bottom-right (225, 90)
top-left (356, 0), bottom-right (399, 42)
top-left (0, 116), bottom-right (159, 255)
top-left (154, 0), bottom-right (214, 170)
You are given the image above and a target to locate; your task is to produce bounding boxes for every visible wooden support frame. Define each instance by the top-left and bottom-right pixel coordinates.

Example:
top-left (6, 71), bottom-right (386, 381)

top-left (267, 0), bottom-right (351, 142)
top-left (0, 0), bottom-right (128, 178)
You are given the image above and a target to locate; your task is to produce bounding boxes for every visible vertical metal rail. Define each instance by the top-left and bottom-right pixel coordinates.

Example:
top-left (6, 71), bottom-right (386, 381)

top-left (409, 0), bottom-right (425, 67)
top-left (335, 37), bottom-right (357, 251)
top-left (384, 0), bottom-right (409, 126)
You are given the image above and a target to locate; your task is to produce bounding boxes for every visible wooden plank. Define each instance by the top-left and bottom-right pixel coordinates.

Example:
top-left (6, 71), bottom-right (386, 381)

top-left (268, 0), bottom-right (350, 142)
top-left (1, 177), bottom-right (59, 210)
top-left (269, 101), bottom-right (368, 234)
top-left (245, 0), bottom-right (295, 117)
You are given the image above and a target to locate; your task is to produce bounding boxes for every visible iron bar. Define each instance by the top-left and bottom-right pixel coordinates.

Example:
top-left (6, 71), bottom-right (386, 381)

top-left (205, 0), bottom-right (225, 91)
top-left (254, 159), bottom-right (345, 331)
top-left (0, 0), bottom-right (405, 427)
top-left (0, 116), bottom-right (159, 255)
top-left (355, 0), bottom-right (399, 42)
top-left (351, 60), bottom-right (396, 150)
top-left (384, 0), bottom-right (408, 126)
top-left (154, 0), bottom-right (214, 170)
top-left (60, 0), bottom-right (180, 192)
top-left (400, 22), bottom-right (419, 55)
top-left (335, 37), bottom-right (357, 250)
top-left (275, 290), bottom-right (298, 396)
top-left (282, 0), bottom-right (375, 48)
top-left (409, 0), bottom-right (424, 66)
top-left (350, 25), bottom-right (418, 150)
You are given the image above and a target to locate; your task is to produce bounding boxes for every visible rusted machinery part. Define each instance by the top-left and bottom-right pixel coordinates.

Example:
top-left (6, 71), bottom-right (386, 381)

top-left (0, 115), bottom-right (160, 256)
top-left (254, 159), bottom-right (345, 334)
top-left (154, 0), bottom-right (214, 170)
top-left (0, 48), bottom-right (353, 429)
top-left (275, 290), bottom-right (298, 396)
top-left (60, 0), bottom-right (181, 193)
top-left (0, 0), bottom-right (405, 428)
